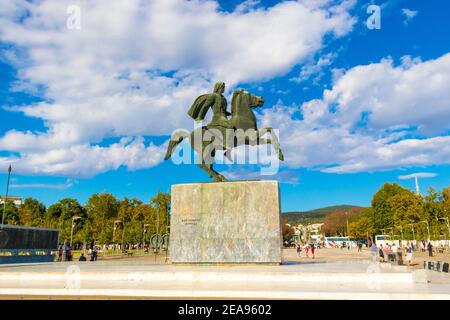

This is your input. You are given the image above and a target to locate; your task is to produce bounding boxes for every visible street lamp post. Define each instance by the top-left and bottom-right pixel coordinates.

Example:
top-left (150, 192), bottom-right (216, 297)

top-left (421, 220), bottom-right (430, 242)
top-left (156, 207), bottom-right (160, 238)
top-left (121, 223), bottom-right (125, 250)
top-left (386, 227), bottom-right (394, 244)
top-left (165, 198), bottom-right (171, 244)
top-left (70, 216), bottom-right (81, 247)
top-left (113, 220), bottom-right (122, 252)
top-left (438, 217), bottom-right (450, 240)
top-left (396, 225), bottom-right (404, 247)
top-left (143, 224), bottom-right (150, 253)
top-left (1, 165), bottom-right (12, 229)
top-left (407, 224), bottom-right (415, 241)
top-left (345, 212), bottom-right (349, 237)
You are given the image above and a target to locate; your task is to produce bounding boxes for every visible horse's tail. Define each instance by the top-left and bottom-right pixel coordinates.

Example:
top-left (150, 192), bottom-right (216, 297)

top-left (164, 130), bottom-right (189, 160)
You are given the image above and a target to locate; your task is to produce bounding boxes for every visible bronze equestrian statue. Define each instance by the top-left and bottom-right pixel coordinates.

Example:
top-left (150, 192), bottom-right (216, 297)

top-left (164, 82), bottom-right (284, 181)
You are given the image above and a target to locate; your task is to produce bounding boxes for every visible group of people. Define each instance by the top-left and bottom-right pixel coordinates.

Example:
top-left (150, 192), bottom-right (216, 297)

top-left (79, 246), bottom-right (98, 261)
top-left (375, 243), bottom-right (399, 263)
top-left (56, 244), bottom-right (98, 262)
top-left (57, 244), bottom-right (72, 262)
top-left (419, 241), bottom-right (434, 256)
top-left (370, 241), bottom-right (433, 266)
top-left (296, 243), bottom-right (316, 258)
top-left (340, 241), bottom-right (352, 250)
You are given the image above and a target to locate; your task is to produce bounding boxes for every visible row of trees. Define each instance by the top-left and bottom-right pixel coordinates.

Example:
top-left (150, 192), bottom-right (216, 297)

top-left (3, 192), bottom-right (171, 246)
top-left (337, 184), bottom-right (450, 240)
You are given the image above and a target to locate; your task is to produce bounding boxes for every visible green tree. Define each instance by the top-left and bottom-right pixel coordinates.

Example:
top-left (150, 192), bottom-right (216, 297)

top-left (134, 203), bottom-right (155, 243)
top-left (2, 200), bottom-right (20, 225)
top-left (371, 183), bottom-right (408, 232)
top-left (423, 188), bottom-right (446, 240)
top-left (349, 212), bottom-right (374, 239)
top-left (46, 199), bottom-right (85, 243)
top-left (46, 203), bottom-right (63, 223)
top-left (389, 189), bottom-right (423, 226)
top-left (85, 193), bottom-right (119, 244)
top-left (58, 198), bottom-right (86, 220)
top-left (150, 192), bottom-right (171, 235)
top-left (118, 197), bottom-right (140, 223)
top-left (79, 218), bottom-right (94, 245)
top-left (443, 186), bottom-right (450, 207)
top-left (18, 198), bottom-right (46, 226)
top-left (123, 220), bottom-right (143, 244)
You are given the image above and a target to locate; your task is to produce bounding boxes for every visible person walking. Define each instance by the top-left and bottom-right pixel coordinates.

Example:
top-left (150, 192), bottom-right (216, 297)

top-left (67, 247), bottom-right (72, 261)
top-left (392, 243), bottom-right (398, 254)
top-left (311, 243), bottom-right (315, 259)
top-left (379, 244), bottom-right (385, 262)
top-left (427, 242), bottom-right (433, 257)
top-left (296, 244), bottom-right (301, 257)
top-left (64, 244), bottom-right (70, 261)
top-left (305, 244), bottom-right (309, 257)
top-left (371, 242), bottom-right (377, 262)
top-left (405, 244), bottom-right (413, 266)
top-left (92, 246), bottom-right (98, 261)
top-left (57, 246), bottom-right (63, 262)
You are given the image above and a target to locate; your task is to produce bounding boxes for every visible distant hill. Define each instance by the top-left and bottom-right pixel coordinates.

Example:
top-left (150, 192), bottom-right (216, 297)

top-left (282, 205), bottom-right (366, 225)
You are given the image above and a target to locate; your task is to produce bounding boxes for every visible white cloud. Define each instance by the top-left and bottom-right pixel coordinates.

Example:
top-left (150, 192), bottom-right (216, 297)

top-left (258, 53), bottom-right (450, 173)
top-left (10, 179), bottom-right (76, 190)
top-left (323, 53), bottom-right (450, 136)
top-left (401, 8), bottom-right (418, 25)
top-left (0, 0), bottom-right (356, 177)
top-left (235, 0), bottom-right (261, 13)
top-left (398, 172), bottom-right (437, 180)
top-left (0, 137), bottom-right (166, 178)
top-left (291, 52), bottom-right (335, 83)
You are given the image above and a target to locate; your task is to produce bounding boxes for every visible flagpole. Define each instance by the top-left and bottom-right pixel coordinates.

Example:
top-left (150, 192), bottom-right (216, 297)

top-left (1, 165), bottom-right (12, 229)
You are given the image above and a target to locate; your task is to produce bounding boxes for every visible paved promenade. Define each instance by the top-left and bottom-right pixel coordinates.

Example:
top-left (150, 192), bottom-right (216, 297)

top-left (0, 248), bottom-right (449, 299)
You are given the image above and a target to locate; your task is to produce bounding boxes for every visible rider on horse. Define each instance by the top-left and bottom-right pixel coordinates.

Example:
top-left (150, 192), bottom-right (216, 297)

top-left (187, 82), bottom-right (234, 130)
top-left (164, 81), bottom-right (284, 181)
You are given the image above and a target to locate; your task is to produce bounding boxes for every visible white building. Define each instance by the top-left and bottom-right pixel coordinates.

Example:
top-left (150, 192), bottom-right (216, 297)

top-left (306, 223), bottom-right (324, 234)
top-left (0, 196), bottom-right (22, 206)
top-left (293, 223), bottom-right (324, 242)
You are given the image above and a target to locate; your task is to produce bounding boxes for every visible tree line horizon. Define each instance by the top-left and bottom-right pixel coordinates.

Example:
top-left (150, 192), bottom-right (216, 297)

top-left (2, 191), bottom-right (170, 246)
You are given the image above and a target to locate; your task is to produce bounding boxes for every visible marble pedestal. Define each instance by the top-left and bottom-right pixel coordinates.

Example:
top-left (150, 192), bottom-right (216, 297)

top-left (169, 180), bottom-right (282, 264)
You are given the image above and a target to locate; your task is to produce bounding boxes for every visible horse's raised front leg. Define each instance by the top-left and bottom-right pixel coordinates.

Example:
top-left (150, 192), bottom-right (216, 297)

top-left (256, 128), bottom-right (284, 161)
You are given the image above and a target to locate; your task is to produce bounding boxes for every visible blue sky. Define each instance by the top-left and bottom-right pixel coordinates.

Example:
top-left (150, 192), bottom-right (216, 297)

top-left (1, 0), bottom-right (450, 211)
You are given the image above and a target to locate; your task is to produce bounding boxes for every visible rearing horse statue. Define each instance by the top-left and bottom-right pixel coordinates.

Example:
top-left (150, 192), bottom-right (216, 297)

top-left (164, 82), bottom-right (284, 181)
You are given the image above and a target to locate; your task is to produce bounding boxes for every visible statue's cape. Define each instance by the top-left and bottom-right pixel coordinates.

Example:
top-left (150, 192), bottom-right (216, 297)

top-left (187, 93), bottom-right (215, 121)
